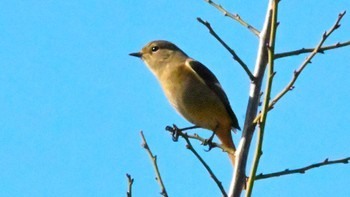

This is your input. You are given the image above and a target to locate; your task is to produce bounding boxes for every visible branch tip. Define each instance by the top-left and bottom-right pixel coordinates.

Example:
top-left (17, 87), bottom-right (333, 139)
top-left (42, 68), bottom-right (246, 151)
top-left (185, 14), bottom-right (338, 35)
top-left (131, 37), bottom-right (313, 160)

top-left (140, 131), bottom-right (168, 197)
top-left (205, 0), bottom-right (260, 36)
top-left (126, 173), bottom-right (134, 197)
top-left (339, 11), bottom-right (346, 17)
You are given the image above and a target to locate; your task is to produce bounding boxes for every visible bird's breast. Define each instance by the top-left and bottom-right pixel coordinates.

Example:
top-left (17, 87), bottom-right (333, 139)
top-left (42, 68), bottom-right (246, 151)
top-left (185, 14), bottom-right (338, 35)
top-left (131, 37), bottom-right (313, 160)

top-left (157, 65), bottom-right (231, 131)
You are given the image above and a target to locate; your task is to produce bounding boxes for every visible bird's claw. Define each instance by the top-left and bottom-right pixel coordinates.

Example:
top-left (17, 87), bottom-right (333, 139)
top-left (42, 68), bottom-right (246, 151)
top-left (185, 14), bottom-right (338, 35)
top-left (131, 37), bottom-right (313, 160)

top-left (165, 124), bottom-right (180, 142)
top-left (203, 132), bottom-right (216, 152)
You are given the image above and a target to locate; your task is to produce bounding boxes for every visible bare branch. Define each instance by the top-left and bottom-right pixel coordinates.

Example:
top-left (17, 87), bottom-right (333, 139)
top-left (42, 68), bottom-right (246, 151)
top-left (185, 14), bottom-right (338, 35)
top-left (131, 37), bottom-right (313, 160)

top-left (197, 17), bottom-right (255, 81)
top-left (275, 40), bottom-right (350, 59)
top-left (126, 174), bottom-right (134, 197)
top-left (166, 125), bottom-right (235, 155)
top-left (189, 133), bottom-right (234, 156)
top-left (256, 157), bottom-right (350, 180)
top-left (229, 1), bottom-right (274, 195)
top-left (140, 131), bottom-right (168, 197)
top-left (254, 11), bottom-right (347, 124)
top-left (166, 125), bottom-right (228, 197)
top-left (245, 1), bottom-right (279, 196)
top-left (204, 0), bottom-right (260, 36)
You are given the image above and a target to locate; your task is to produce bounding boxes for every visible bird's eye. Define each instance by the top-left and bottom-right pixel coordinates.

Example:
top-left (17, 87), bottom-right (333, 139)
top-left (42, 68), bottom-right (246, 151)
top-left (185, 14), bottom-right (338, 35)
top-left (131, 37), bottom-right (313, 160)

top-left (151, 46), bottom-right (159, 52)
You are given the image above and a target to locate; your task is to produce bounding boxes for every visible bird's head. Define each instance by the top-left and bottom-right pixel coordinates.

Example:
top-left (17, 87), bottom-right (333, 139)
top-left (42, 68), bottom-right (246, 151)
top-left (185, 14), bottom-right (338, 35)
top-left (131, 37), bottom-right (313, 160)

top-left (130, 40), bottom-right (188, 75)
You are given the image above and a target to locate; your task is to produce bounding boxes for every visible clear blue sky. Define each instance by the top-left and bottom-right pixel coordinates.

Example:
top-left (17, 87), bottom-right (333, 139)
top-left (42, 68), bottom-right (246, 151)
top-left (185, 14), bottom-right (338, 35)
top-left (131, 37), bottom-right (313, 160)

top-left (1, 1), bottom-right (349, 197)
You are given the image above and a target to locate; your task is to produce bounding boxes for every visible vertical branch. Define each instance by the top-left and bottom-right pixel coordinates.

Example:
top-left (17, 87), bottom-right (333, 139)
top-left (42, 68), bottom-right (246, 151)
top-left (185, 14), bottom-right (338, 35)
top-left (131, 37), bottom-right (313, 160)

top-left (245, 0), bottom-right (278, 196)
top-left (229, 1), bottom-right (273, 196)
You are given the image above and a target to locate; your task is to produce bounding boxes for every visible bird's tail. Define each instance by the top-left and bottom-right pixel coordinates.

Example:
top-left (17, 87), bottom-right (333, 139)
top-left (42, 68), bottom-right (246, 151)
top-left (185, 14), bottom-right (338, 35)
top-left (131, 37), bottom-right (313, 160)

top-left (215, 129), bottom-right (236, 166)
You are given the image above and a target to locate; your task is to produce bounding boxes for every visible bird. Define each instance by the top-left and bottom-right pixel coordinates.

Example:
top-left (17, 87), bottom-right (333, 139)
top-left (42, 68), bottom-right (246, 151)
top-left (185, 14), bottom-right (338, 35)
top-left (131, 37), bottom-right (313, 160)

top-left (129, 40), bottom-right (240, 165)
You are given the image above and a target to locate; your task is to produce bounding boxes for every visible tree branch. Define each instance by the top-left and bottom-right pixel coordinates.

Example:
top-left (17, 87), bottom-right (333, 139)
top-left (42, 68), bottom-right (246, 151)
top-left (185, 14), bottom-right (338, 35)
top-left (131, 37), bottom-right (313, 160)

top-left (165, 125), bottom-right (235, 155)
top-left (229, 1), bottom-right (274, 196)
top-left (166, 125), bottom-right (228, 197)
top-left (140, 131), bottom-right (168, 197)
top-left (245, 1), bottom-right (279, 196)
top-left (275, 40), bottom-right (350, 59)
top-left (255, 157), bottom-right (350, 180)
top-left (126, 174), bottom-right (134, 197)
top-left (197, 17), bottom-right (255, 81)
top-left (253, 11), bottom-right (347, 124)
top-left (204, 0), bottom-right (260, 36)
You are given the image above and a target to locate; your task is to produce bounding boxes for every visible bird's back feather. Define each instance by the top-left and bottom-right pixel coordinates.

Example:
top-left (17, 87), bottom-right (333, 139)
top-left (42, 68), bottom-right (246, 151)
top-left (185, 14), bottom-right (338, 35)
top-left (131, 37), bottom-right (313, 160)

top-left (188, 60), bottom-right (240, 130)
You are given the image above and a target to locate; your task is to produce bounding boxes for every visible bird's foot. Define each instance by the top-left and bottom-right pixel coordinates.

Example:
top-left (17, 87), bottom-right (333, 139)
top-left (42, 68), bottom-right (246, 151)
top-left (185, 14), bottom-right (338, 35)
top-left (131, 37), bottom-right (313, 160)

top-left (203, 132), bottom-right (216, 152)
top-left (165, 125), bottom-right (199, 142)
top-left (165, 124), bottom-right (180, 142)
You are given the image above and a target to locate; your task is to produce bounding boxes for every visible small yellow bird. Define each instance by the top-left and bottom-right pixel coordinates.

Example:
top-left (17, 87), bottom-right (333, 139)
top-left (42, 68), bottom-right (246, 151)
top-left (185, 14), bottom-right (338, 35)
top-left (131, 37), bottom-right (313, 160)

top-left (130, 40), bottom-right (240, 165)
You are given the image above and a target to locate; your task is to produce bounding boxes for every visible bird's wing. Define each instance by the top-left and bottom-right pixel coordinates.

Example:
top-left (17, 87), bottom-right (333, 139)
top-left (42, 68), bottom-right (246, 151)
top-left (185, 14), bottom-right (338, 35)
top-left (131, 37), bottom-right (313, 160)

top-left (187, 59), bottom-right (240, 130)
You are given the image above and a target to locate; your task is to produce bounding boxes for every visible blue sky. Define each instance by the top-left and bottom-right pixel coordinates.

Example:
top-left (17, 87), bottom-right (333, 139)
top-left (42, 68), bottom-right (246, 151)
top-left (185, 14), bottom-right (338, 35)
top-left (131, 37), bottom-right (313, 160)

top-left (1, 1), bottom-right (349, 197)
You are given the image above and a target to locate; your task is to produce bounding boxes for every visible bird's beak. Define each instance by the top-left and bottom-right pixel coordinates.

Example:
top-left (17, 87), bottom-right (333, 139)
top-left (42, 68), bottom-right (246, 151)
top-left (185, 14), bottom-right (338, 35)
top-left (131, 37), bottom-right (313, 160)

top-left (129, 52), bottom-right (142, 58)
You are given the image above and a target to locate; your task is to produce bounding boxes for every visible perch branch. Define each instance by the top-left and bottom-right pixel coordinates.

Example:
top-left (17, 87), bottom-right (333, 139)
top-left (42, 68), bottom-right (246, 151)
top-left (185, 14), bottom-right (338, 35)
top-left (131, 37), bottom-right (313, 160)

top-left (256, 157), bottom-right (350, 180)
top-left (197, 17), bottom-right (255, 81)
top-left (140, 131), bottom-right (168, 197)
top-left (165, 125), bottom-right (235, 155)
top-left (205, 0), bottom-right (260, 36)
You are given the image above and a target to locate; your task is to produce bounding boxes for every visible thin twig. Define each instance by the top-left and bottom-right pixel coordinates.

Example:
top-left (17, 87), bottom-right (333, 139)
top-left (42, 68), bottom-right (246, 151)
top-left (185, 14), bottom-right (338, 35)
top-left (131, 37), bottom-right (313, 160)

top-left (253, 11), bottom-right (347, 123)
top-left (256, 157), bottom-right (350, 180)
top-left (197, 17), bottom-right (255, 81)
top-left (275, 40), bottom-right (350, 59)
top-left (126, 174), bottom-right (134, 197)
top-left (170, 125), bottom-right (228, 197)
top-left (140, 131), bottom-right (168, 197)
top-left (165, 125), bottom-right (235, 155)
top-left (188, 133), bottom-right (235, 155)
top-left (245, 1), bottom-right (279, 196)
top-left (205, 0), bottom-right (260, 36)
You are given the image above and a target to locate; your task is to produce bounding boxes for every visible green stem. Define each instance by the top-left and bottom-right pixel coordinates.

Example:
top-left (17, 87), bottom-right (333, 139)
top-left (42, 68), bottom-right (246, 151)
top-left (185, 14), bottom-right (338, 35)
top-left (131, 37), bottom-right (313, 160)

top-left (245, 1), bottom-right (278, 196)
